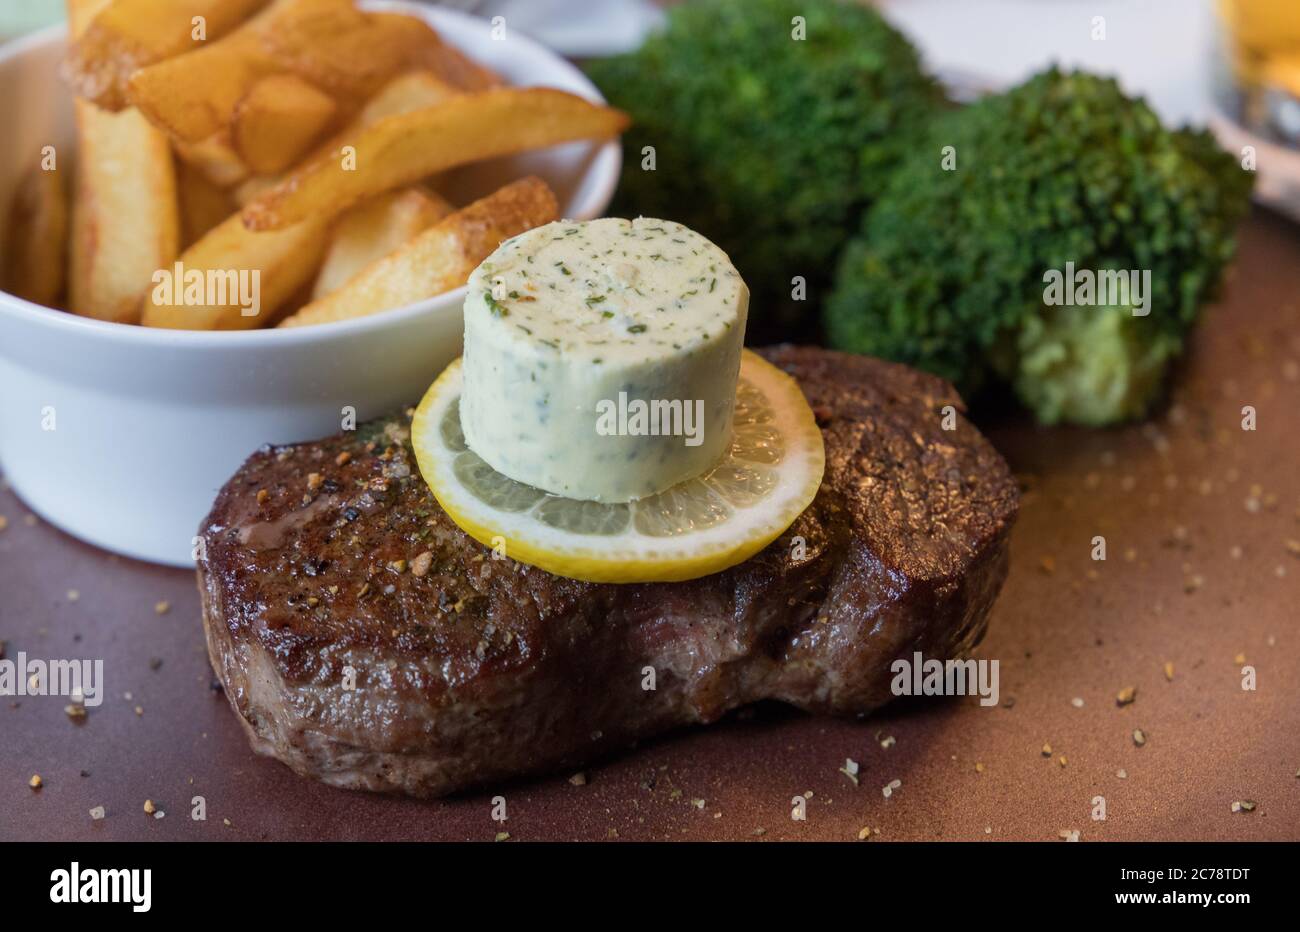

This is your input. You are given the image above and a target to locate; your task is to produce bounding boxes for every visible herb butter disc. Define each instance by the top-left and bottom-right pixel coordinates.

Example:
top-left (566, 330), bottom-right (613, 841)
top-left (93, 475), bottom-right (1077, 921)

top-left (460, 217), bottom-right (748, 503)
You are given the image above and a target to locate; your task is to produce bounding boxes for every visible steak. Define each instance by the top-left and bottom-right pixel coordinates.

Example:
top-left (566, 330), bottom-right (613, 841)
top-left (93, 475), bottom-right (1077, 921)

top-left (198, 346), bottom-right (1019, 797)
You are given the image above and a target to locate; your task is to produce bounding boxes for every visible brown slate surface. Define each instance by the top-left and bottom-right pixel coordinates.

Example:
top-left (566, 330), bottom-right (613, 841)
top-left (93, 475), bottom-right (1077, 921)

top-left (1, 210), bottom-right (1297, 842)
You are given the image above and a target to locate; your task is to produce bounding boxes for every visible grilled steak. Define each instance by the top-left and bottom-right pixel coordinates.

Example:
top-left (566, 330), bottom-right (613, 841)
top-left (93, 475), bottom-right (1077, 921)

top-left (198, 346), bottom-right (1018, 797)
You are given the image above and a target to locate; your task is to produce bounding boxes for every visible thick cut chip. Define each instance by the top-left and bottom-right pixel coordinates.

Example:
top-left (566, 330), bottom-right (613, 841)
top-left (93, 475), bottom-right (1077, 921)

top-left (242, 88), bottom-right (627, 231)
top-left (311, 187), bottom-right (452, 299)
top-left (65, 0), bottom-right (181, 324)
top-left (140, 211), bottom-right (329, 330)
top-left (177, 160), bottom-right (238, 248)
top-left (2, 162), bottom-right (70, 308)
top-left (127, 0), bottom-right (494, 143)
top-left (278, 176), bottom-right (558, 328)
top-left (231, 73), bottom-right (338, 175)
top-left (125, 0), bottom-right (304, 142)
top-left (174, 132), bottom-right (250, 188)
top-left (63, 0), bottom-right (268, 110)
top-left (145, 65), bottom-right (472, 329)
top-left (68, 99), bottom-right (180, 323)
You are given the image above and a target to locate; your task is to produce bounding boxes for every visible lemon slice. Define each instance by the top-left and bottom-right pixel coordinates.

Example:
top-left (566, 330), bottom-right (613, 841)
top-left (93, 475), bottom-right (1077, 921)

top-left (412, 350), bottom-right (825, 583)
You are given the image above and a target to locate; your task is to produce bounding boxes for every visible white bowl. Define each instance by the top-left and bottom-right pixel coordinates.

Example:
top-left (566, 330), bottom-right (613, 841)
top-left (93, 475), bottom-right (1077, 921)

top-left (0, 3), bottom-right (621, 567)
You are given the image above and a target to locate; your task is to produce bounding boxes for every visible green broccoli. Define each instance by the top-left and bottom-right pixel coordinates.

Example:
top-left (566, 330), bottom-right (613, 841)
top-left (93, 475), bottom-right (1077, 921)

top-left (585, 0), bottom-right (944, 339)
top-left (825, 68), bottom-right (1254, 425)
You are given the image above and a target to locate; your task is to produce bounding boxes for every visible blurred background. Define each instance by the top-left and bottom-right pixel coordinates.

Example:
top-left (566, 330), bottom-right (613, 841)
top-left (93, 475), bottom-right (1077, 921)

top-left (3, 0), bottom-right (1294, 121)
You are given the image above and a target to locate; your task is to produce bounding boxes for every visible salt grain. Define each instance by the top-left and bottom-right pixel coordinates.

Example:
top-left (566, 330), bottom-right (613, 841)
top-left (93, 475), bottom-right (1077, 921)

top-left (840, 758), bottom-right (860, 786)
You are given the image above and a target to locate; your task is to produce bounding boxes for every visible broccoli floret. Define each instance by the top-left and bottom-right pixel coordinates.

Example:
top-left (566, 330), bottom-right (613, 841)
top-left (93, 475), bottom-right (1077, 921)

top-left (586, 0), bottom-right (944, 339)
top-left (825, 68), bottom-right (1253, 424)
top-left (1010, 302), bottom-right (1181, 426)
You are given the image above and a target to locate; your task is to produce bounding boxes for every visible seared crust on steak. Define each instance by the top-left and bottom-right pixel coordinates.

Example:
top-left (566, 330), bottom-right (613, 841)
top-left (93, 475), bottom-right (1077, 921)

top-left (198, 346), bottom-right (1018, 797)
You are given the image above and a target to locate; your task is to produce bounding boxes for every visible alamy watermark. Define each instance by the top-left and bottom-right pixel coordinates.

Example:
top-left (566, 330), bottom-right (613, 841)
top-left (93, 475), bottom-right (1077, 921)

top-left (1042, 261), bottom-right (1151, 316)
top-left (50, 863), bottom-right (150, 912)
top-left (151, 262), bottom-right (261, 317)
top-left (595, 394), bottom-right (705, 447)
top-left (0, 653), bottom-right (103, 706)
top-left (890, 651), bottom-right (1000, 707)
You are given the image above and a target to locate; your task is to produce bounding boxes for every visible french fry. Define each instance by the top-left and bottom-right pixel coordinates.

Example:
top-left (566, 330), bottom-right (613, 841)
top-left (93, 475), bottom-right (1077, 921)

top-left (69, 100), bottom-right (182, 323)
top-left (143, 63), bottom-right (467, 328)
top-left (178, 160), bottom-right (238, 248)
top-left (63, 0), bottom-right (269, 110)
top-left (174, 131), bottom-right (250, 188)
top-left (261, 10), bottom-right (499, 99)
top-left (127, 0), bottom-right (491, 144)
top-left (312, 187), bottom-right (453, 300)
top-left (171, 23), bottom-right (435, 187)
top-left (140, 211), bottom-right (330, 330)
top-left (244, 89), bottom-right (627, 231)
top-left (67, 0), bottom-right (180, 324)
top-left (231, 74), bottom-right (337, 175)
top-left (2, 162), bottom-right (69, 307)
top-left (353, 70), bottom-right (463, 125)
top-left (233, 175), bottom-right (278, 208)
top-left (279, 176), bottom-right (558, 328)
top-left (230, 70), bottom-right (462, 202)
top-left (126, 0), bottom-right (342, 143)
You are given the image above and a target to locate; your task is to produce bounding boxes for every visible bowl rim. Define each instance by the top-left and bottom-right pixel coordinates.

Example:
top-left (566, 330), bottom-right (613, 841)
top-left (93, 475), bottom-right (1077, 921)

top-left (0, 3), bottom-right (621, 350)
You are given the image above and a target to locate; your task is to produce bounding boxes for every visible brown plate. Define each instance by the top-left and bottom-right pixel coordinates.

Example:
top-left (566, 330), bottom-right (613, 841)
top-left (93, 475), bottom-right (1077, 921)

top-left (1, 211), bottom-right (1297, 842)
